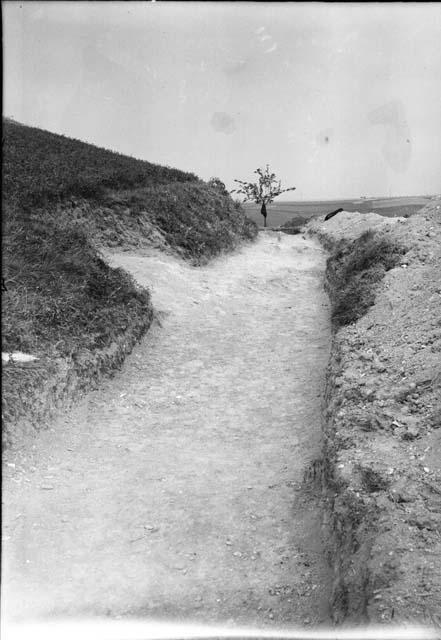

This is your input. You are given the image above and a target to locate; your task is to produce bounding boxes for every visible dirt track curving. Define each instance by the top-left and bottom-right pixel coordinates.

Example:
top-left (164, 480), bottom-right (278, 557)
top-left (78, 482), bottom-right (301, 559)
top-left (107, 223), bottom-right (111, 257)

top-left (2, 233), bottom-right (332, 627)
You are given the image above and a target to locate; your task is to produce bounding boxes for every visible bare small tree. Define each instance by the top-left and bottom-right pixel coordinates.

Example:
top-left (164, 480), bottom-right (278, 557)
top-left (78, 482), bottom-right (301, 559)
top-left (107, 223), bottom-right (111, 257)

top-left (231, 165), bottom-right (296, 228)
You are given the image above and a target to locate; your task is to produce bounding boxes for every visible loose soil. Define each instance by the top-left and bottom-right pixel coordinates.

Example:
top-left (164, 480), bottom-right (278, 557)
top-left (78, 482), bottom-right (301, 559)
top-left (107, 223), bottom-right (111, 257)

top-left (308, 200), bottom-right (441, 627)
top-left (2, 233), bottom-right (332, 627)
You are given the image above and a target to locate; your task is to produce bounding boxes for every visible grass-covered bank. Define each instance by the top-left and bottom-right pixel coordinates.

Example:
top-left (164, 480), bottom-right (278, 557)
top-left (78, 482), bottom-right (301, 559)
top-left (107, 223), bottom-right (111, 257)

top-left (325, 230), bottom-right (405, 327)
top-left (50, 180), bottom-right (257, 264)
top-left (2, 119), bottom-right (257, 446)
top-left (2, 208), bottom-right (154, 446)
top-left (2, 118), bottom-right (257, 263)
top-left (308, 203), bottom-right (441, 626)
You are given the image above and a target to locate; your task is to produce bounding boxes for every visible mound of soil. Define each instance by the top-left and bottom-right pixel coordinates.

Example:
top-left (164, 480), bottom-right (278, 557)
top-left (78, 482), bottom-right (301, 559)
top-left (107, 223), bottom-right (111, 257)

top-left (308, 198), bottom-right (441, 627)
top-left (307, 209), bottom-right (406, 246)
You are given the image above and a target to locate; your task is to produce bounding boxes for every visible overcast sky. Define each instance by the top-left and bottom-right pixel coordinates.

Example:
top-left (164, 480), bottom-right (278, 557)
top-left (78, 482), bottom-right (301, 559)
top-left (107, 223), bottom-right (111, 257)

top-left (4, 2), bottom-right (441, 200)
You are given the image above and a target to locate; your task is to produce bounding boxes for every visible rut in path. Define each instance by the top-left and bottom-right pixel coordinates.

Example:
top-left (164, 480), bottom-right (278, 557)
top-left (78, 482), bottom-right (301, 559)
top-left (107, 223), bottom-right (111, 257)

top-left (3, 232), bottom-right (332, 627)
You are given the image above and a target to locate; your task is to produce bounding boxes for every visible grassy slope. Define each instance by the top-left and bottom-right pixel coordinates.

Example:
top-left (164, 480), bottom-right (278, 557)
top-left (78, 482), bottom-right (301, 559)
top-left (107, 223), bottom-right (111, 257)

top-left (325, 230), bottom-right (405, 327)
top-left (56, 181), bottom-right (257, 263)
top-left (3, 118), bottom-right (199, 208)
top-left (2, 119), bottom-right (257, 442)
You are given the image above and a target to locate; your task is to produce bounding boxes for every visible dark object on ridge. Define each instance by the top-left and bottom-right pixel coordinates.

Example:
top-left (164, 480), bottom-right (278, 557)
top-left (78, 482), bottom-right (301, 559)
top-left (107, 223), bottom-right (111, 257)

top-left (325, 207), bottom-right (343, 221)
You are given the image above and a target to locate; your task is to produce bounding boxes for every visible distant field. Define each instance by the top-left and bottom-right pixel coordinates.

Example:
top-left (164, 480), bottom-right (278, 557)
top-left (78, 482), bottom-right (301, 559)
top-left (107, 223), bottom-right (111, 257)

top-left (243, 196), bottom-right (432, 228)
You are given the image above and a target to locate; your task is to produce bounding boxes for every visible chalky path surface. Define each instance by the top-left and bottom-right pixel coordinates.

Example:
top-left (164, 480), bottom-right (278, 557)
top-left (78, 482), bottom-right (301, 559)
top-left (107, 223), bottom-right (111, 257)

top-left (3, 233), bottom-right (331, 627)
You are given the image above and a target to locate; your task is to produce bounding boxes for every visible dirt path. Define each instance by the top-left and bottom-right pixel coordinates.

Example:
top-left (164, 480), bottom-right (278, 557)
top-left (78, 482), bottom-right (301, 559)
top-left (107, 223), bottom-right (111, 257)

top-left (2, 233), bottom-right (332, 628)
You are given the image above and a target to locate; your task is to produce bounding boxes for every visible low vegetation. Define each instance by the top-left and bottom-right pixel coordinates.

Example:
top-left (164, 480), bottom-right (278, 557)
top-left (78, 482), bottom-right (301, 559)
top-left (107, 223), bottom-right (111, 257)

top-left (63, 181), bottom-right (257, 263)
top-left (325, 230), bottom-right (405, 326)
top-left (279, 215), bottom-right (308, 234)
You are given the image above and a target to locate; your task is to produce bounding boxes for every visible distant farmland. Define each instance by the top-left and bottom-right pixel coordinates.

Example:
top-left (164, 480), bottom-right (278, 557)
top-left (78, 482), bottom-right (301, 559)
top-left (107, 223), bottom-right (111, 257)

top-left (242, 195), bottom-right (432, 228)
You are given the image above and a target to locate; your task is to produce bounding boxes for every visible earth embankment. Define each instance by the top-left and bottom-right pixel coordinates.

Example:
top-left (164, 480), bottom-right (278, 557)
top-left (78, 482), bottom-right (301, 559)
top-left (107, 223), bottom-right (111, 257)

top-left (308, 199), bottom-right (441, 627)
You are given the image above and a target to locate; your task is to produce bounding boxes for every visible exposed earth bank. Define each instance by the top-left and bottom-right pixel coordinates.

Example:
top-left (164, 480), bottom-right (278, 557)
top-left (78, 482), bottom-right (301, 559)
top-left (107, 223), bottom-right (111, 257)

top-left (308, 198), bottom-right (441, 628)
top-left (3, 233), bottom-right (332, 628)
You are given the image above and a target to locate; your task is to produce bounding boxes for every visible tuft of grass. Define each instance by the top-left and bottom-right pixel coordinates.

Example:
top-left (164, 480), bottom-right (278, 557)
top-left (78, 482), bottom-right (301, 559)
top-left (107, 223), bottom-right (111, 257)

top-left (358, 466), bottom-right (391, 493)
top-left (326, 230), bottom-right (405, 327)
top-left (278, 215), bottom-right (308, 235)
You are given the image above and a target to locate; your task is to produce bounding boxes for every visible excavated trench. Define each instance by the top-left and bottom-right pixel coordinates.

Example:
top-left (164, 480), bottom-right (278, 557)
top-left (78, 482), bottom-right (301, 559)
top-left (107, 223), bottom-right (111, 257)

top-left (3, 232), bottom-right (333, 627)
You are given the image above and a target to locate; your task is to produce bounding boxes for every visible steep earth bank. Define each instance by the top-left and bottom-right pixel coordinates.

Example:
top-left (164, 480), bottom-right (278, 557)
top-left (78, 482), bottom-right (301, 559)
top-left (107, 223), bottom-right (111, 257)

top-left (308, 199), bottom-right (441, 628)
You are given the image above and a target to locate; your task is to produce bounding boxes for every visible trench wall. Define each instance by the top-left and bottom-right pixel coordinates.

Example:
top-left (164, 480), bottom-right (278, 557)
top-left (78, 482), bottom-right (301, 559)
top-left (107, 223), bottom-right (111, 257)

top-left (308, 202), bottom-right (441, 626)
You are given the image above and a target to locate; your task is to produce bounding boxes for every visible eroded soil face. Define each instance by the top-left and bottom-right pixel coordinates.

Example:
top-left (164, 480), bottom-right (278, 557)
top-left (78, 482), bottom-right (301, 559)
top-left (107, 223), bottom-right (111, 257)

top-left (310, 201), bottom-right (441, 626)
top-left (2, 233), bottom-right (332, 627)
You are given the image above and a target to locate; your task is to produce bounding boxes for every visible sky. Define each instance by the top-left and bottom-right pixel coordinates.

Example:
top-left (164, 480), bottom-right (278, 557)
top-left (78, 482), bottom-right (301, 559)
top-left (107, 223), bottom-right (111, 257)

top-left (3, 1), bottom-right (441, 200)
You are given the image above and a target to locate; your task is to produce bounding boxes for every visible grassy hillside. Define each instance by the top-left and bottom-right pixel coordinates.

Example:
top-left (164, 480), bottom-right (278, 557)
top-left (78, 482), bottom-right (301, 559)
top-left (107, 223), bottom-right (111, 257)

top-left (3, 119), bottom-right (257, 261)
top-left (2, 119), bottom-right (257, 444)
top-left (3, 118), bottom-right (198, 209)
